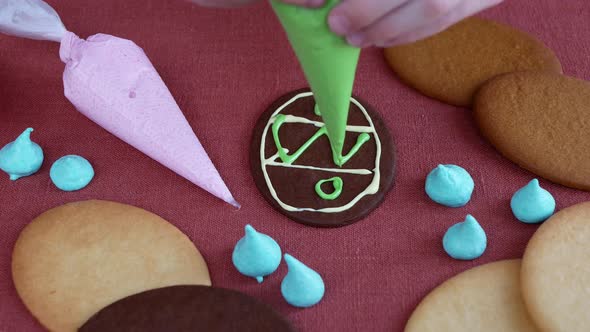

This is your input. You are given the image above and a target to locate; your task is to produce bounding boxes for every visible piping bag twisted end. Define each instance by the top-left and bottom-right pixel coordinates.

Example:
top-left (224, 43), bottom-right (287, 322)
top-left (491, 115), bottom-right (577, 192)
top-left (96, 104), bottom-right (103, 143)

top-left (59, 31), bottom-right (84, 64)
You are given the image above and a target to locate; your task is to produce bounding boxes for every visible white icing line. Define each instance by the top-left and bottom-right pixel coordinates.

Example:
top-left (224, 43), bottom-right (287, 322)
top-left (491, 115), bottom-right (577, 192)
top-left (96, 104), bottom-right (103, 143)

top-left (264, 151), bottom-right (372, 175)
top-left (259, 92), bottom-right (382, 213)
top-left (273, 115), bottom-right (375, 133)
top-left (265, 161), bottom-right (373, 175)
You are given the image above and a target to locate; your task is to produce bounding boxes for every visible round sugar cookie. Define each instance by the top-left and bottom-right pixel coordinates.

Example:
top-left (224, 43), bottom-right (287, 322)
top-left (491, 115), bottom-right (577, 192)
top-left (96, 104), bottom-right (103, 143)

top-left (405, 260), bottom-right (538, 332)
top-left (79, 285), bottom-right (295, 332)
top-left (384, 17), bottom-right (562, 107)
top-left (250, 89), bottom-right (396, 227)
top-left (521, 201), bottom-right (590, 332)
top-left (12, 200), bottom-right (211, 332)
top-left (475, 71), bottom-right (590, 191)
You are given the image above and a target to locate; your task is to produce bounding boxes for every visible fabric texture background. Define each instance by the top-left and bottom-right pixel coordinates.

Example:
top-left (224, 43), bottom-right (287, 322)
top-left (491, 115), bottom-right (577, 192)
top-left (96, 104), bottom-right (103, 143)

top-left (0, 0), bottom-right (589, 331)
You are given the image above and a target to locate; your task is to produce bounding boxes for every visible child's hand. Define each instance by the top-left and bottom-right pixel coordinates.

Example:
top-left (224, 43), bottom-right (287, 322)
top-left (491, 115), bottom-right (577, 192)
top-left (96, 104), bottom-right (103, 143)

top-left (283, 0), bottom-right (504, 47)
top-left (189, 0), bottom-right (260, 8)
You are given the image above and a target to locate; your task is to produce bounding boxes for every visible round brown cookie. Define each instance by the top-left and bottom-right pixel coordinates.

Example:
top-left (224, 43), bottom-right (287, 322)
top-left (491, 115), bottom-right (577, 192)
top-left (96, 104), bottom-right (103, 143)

top-left (384, 17), bottom-right (562, 107)
top-left (12, 200), bottom-right (211, 332)
top-left (405, 260), bottom-right (538, 332)
top-left (521, 201), bottom-right (590, 332)
top-left (79, 285), bottom-right (295, 332)
top-left (250, 89), bottom-right (396, 227)
top-left (474, 71), bottom-right (590, 191)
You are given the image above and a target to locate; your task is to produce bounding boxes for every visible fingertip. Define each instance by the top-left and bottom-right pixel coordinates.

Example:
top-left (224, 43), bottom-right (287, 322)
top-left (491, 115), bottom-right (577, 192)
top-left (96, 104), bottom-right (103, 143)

top-left (328, 12), bottom-right (350, 36)
top-left (375, 39), bottom-right (396, 48)
top-left (376, 38), bottom-right (407, 48)
top-left (346, 32), bottom-right (371, 48)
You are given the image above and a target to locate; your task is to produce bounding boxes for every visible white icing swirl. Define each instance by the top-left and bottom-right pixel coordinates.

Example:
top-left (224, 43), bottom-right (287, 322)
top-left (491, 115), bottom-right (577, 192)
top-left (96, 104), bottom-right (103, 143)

top-left (260, 92), bottom-right (382, 213)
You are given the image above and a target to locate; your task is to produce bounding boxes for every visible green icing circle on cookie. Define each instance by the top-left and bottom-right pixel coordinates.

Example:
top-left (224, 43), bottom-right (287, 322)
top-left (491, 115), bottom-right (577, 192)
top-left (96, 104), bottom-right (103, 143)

top-left (315, 177), bottom-right (343, 200)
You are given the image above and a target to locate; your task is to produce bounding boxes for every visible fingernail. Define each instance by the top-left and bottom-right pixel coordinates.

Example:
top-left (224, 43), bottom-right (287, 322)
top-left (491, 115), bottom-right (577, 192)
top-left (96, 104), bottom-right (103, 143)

top-left (347, 32), bottom-right (368, 48)
top-left (328, 14), bottom-right (350, 35)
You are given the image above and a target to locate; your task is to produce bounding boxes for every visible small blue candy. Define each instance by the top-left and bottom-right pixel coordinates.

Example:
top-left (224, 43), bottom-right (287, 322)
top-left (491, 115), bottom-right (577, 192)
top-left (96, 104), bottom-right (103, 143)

top-left (232, 225), bottom-right (281, 283)
top-left (425, 164), bottom-right (474, 207)
top-left (0, 128), bottom-right (44, 181)
top-left (511, 179), bottom-right (556, 224)
top-left (50, 155), bottom-right (94, 191)
top-left (281, 254), bottom-right (325, 308)
top-left (443, 214), bottom-right (487, 260)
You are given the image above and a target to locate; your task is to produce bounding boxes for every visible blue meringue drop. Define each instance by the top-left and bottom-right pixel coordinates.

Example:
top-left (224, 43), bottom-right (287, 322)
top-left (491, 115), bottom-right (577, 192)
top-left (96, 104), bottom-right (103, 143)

top-left (50, 155), bottom-right (94, 191)
top-left (443, 214), bottom-right (487, 260)
top-left (425, 164), bottom-right (474, 207)
top-left (510, 179), bottom-right (556, 224)
top-left (0, 128), bottom-right (44, 181)
top-left (232, 225), bottom-right (281, 283)
top-left (281, 254), bottom-right (325, 308)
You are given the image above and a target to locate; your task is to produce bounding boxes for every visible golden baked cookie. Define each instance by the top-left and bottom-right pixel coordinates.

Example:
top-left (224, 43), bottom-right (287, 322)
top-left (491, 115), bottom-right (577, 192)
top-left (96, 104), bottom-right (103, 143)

top-left (405, 260), bottom-right (538, 332)
top-left (12, 200), bottom-right (211, 332)
top-left (522, 201), bottom-right (590, 332)
top-left (474, 71), bottom-right (590, 191)
top-left (384, 17), bottom-right (562, 107)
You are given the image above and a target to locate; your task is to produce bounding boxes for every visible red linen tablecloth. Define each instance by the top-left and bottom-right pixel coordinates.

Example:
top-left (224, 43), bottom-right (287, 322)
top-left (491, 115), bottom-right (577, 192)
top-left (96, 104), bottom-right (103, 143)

top-left (1, 1), bottom-right (589, 331)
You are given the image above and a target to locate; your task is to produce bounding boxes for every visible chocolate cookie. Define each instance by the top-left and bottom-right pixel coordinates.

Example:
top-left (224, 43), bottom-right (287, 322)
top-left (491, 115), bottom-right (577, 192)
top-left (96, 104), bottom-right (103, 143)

top-left (384, 17), bottom-right (562, 107)
top-left (79, 285), bottom-right (295, 332)
top-left (474, 71), bottom-right (590, 191)
top-left (250, 89), bottom-right (395, 227)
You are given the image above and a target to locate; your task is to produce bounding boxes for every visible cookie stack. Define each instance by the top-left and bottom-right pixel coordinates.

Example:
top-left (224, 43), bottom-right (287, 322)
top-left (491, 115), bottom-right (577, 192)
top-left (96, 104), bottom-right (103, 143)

top-left (12, 200), bottom-right (294, 331)
top-left (385, 17), bottom-right (590, 191)
top-left (405, 201), bottom-right (590, 332)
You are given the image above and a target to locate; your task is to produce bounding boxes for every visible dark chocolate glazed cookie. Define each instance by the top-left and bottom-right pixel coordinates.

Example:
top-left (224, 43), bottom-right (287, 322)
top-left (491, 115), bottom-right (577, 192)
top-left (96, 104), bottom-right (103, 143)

top-left (250, 89), bottom-right (396, 227)
top-left (80, 285), bottom-right (295, 332)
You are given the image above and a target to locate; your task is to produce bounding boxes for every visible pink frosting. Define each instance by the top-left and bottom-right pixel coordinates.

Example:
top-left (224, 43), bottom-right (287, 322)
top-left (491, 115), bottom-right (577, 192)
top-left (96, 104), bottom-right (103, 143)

top-left (59, 31), bottom-right (238, 207)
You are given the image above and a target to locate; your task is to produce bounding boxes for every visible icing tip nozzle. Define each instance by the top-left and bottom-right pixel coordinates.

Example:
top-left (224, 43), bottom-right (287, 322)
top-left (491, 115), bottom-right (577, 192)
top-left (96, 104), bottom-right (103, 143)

top-left (530, 179), bottom-right (540, 187)
top-left (229, 198), bottom-right (241, 209)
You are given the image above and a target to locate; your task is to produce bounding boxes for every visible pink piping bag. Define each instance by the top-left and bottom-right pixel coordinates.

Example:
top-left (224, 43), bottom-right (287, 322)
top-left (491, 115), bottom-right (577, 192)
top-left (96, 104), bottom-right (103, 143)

top-left (0, 0), bottom-right (239, 207)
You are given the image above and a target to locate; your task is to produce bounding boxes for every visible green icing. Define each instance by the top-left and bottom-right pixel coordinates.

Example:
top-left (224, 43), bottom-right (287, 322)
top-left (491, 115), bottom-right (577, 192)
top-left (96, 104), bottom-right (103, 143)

top-left (271, 114), bottom-right (370, 166)
top-left (339, 133), bottom-right (370, 165)
top-left (272, 114), bottom-right (327, 165)
top-left (314, 104), bottom-right (321, 116)
top-left (315, 177), bottom-right (343, 200)
top-left (270, 0), bottom-right (360, 166)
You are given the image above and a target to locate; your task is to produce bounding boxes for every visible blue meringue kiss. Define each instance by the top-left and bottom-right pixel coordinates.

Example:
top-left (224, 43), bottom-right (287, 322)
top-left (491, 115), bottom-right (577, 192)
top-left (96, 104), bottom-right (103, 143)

top-left (50, 155), bottom-right (94, 191)
top-left (511, 179), bottom-right (556, 224)
top-left (0, 128), bottom-right (44, 181)
top-left (232, 225), bottom-right (281, 283)
top-left (443, 214), bottom-right (487, 260)
top-left (425, 164), bottom-right (474, 207)
top-left (281, 254), bottom-right (325, 308)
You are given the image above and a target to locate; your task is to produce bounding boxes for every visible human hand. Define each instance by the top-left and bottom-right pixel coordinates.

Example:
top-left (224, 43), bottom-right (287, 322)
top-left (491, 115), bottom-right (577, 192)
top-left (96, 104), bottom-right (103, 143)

top-left (189, 0), bottom-right (261, 8)
top-left (282, 0), bottom-right (504, 47)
